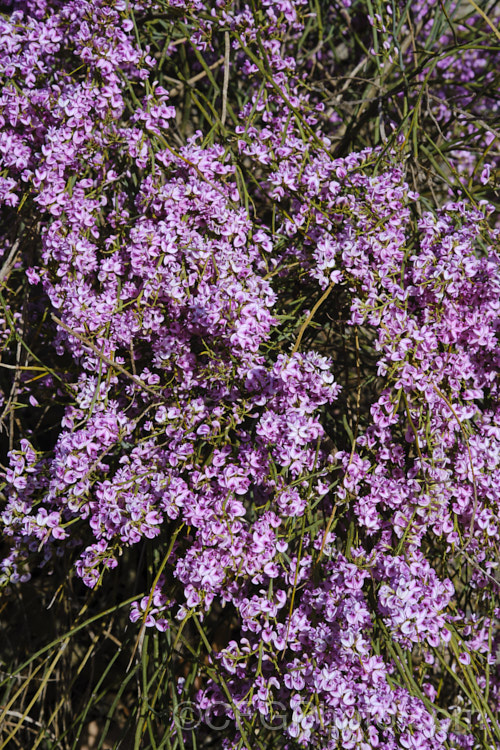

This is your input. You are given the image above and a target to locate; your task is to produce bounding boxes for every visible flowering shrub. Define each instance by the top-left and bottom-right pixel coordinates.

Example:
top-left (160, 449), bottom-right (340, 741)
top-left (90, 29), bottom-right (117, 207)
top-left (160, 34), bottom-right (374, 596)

top-left (0, 0), bottom-right (499, 748)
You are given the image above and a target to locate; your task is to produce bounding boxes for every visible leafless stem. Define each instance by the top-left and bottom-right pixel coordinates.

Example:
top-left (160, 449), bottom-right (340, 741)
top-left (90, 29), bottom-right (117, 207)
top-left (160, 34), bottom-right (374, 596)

top-left (221, 32), bottom-right (230, 126)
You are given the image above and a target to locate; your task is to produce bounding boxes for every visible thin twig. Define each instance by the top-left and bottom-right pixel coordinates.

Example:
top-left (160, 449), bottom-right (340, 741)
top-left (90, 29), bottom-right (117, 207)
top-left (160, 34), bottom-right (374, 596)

top-left (221, 31), bottom-right (230, 126)
top-left (291, 283), bottom-right (334, 355)
top-left (168, 55), bottom-right (225, 97)
top-left (51, 314), bottom-right (161, 398)
top-left (0, 238), bottom-right (21, 287)
top-left (466, 0), bottom-right (500, 41)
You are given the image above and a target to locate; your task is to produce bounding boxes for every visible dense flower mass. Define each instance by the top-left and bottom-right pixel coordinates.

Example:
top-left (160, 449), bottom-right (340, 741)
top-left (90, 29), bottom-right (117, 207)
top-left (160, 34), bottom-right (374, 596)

top-left (0, 0), bottom-right (499, 748)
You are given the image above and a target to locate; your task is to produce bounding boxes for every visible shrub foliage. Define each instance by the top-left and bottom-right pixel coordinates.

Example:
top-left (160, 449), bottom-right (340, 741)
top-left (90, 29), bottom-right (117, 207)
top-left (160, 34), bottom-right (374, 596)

top-left (0, 0), bottom-right (499, 748)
